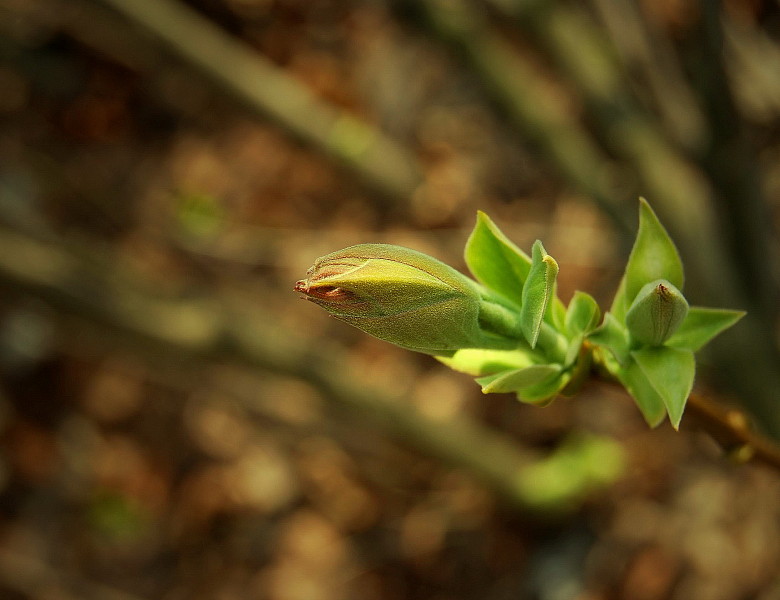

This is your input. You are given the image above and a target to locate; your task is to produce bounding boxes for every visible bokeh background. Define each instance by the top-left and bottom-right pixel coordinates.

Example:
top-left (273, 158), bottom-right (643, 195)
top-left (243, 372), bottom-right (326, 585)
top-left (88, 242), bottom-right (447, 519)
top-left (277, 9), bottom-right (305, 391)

top-left (1, 0), bottom-right (780, 599)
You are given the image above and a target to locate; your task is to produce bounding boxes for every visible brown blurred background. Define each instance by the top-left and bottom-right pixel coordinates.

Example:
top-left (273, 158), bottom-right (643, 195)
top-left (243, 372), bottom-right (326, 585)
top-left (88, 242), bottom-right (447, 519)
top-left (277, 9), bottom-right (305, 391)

top-left (1, 0), bottom-right (779, 598)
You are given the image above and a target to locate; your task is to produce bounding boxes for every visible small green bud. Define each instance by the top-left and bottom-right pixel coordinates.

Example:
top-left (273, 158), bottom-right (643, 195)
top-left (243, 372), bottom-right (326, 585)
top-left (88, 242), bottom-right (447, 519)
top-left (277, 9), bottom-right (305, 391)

top-left (625, 279), bottom-right (689, 347)
top-left (295, 243), bottom-right (519, 355)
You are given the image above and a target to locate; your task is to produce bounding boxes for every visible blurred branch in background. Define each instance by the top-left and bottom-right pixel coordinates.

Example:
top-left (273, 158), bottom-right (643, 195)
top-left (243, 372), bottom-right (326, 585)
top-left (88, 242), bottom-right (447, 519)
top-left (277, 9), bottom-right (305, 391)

top-left (0, 225), bottom-right (624, 515)
top-left (688, 2), bottom-right (775, 321)
top-left (394, 0), bottom-right (629, 229)
top-left (87, 0), bottom-right (424, 204)
top-left (588, 0), bottom-right (706, 151)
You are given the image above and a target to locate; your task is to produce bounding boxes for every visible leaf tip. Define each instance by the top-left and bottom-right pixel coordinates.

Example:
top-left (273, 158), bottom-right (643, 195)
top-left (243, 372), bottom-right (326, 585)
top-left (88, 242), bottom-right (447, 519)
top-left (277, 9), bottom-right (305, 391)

top-left (669, 411), bottom-right (685, 430)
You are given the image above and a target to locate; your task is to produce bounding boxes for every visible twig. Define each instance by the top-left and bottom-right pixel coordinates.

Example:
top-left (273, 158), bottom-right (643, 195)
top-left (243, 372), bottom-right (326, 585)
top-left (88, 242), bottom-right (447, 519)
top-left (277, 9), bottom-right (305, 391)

top-left (586, 0), bottom-right (706, 151)
top-left (89, 0), bottom-right (423, 203)
top-left (398, 0), bottom-right (629, 229)
top-left (684, 393), bottom-right (780, 472)
top-left (596, 377), bottom-right (780, 472)
top-left (687, 3), bottom-right (776, 325)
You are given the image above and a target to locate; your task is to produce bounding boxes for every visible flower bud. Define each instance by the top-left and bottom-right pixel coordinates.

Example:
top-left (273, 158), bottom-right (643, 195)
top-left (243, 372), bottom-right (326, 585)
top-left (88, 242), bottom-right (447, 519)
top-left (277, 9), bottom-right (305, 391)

top-left (625, 279), bottom-right (689, 347)
top-left (295, 243), bottom-right (519, 355)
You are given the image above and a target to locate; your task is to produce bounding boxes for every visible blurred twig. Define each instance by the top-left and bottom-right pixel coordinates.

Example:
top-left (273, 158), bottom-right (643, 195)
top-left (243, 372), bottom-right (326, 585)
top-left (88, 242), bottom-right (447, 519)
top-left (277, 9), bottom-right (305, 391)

top-left (725, 19), bottom-right (780, 121)
top-left (687, 4), bottom-right (776, 322)
top-left (396, 0), bottom-right (629, 229)
top-left (88, 0), bottom-right (423, 203)
top-left (0, 225), bottom-right (618, 514)
top-left (587, 0), bottom-right (707, 151)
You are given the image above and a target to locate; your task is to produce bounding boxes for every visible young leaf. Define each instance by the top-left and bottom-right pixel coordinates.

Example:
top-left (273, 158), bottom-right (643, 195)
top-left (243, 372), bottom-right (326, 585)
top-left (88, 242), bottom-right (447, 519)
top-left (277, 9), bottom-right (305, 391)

top-left (520, 240), bottom-right (559, 348)
top-left (465, 211), bottom-right (531, 305)
top-left (564, 334), bottom-right (584, 367)
top-left (517, 369), bottom-right (569, 405)
top-left (565, 291), bottom-right (601, 337)
top-left (548, 295), bottom-right (568, 331)
top-left (477, 364), bottom-right (561, 394)
top-left (437, 348), bottom-right (536, 376)
top-left (632, 346), bottom-right (695, 429)
top-left (587, 313), bottom-right (630, 365)
top-left (666, 307), bottom-right (746, 352)
top-left (616, 357), bottom-right (667, 427)
top-left (624, 198), bottom-right (684, 305)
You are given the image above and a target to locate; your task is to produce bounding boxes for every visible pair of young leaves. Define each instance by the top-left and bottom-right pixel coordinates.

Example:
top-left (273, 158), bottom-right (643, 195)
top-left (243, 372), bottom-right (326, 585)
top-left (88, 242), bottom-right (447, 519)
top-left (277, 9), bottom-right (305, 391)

top-left (444, 199), bottom-right (744, 429)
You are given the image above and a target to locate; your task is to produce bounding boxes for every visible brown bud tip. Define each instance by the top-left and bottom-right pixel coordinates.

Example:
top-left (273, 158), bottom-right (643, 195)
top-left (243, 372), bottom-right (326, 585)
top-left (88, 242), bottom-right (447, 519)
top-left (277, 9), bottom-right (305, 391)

top-left (295, 278), bottom-right (358, 305)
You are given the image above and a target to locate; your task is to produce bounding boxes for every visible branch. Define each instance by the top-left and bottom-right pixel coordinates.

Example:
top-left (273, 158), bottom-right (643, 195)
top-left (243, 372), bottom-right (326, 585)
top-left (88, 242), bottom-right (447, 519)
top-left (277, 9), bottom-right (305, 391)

top-left (685, 393), bottom-right (780, 472)
top-left (588, 0), bottom-right (706, 150)
top-left (397, 0), bottom-right (629, 229)
top-left (87, 0), bottom-right (423, 202)
top-left (595, 377), bottom-right (780, 472)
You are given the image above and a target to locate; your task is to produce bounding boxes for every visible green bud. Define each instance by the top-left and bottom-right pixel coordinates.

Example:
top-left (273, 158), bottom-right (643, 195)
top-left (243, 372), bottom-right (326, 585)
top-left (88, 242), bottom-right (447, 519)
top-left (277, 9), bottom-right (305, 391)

top-left (625, 279), bottom-right (689, 347)
top-left (295, 243), bottom-right (520, 355)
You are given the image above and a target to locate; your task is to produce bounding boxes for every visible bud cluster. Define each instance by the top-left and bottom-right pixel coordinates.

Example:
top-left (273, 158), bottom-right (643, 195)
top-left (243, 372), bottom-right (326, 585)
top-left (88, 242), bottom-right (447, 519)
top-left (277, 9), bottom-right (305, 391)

top-left (295, 200), bottom-right (744, 429)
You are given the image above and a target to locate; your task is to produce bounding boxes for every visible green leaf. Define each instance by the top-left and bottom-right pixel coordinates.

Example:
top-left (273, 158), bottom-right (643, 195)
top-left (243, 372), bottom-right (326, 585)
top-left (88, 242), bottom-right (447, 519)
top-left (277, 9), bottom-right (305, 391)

top-left (477, 364), bottom-right (561, 394)
top-left (548, 295), bottom-right (568, 331)
top-left (517, 369), bottom-right (569, 405)
top-left (520, 240), bottom-right (559, 348)
top-left (437, 348), bottom-right (536, 376)
top-left (565, 291), bottom-right (601, 336)
top-left (666, 307), bottom-right (746, 352)
top-left (624, 198), bottom-right (684, 305)
top-left (632, 347), bottom-right (695, 429)
top-left (465, 211), bottom-right (531, 305)
top-left (564, 334), bottom-right (584, 367)
top-left (616, 357), bottom-right (667, 427)
top-left (587, 313), bottom-right (630, 365)
top-left (516, 434), bottom-right (625, 512)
